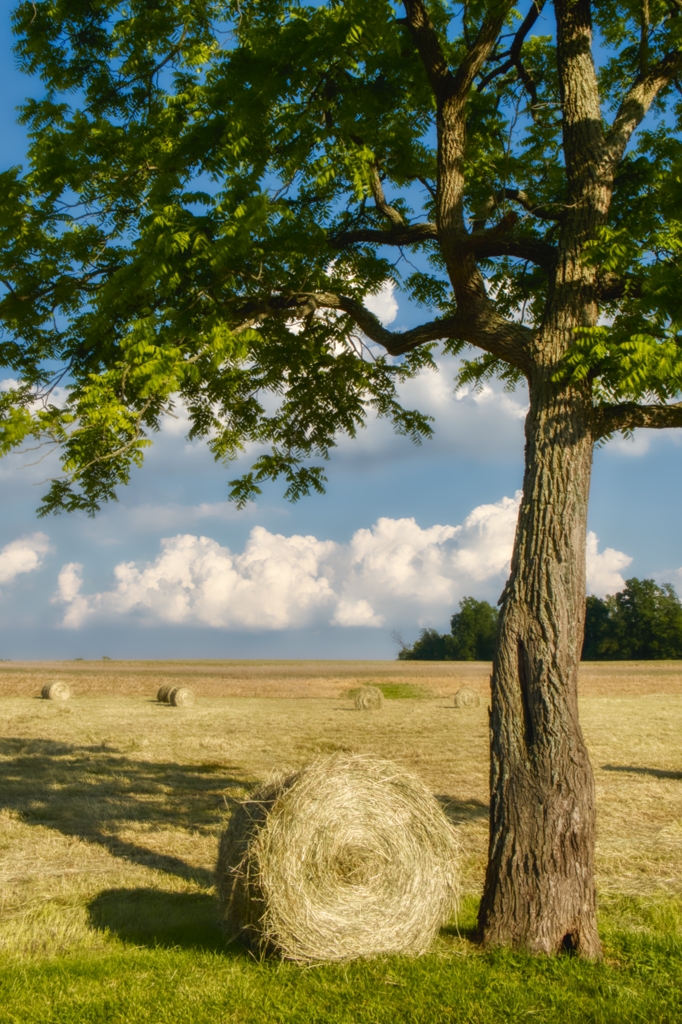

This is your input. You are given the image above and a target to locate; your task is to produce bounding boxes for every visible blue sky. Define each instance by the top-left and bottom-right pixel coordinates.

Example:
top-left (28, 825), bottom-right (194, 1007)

top-left (0, 9), bottom-right (681, 660)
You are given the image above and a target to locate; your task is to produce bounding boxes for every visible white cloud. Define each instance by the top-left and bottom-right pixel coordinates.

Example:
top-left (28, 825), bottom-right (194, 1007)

top-left (51, 496), bottom-right (634, 631)
top-left (53, 529), bottom-right (336, 630)
top-left (52, 497), bottom-right (519, 631)
top-left (0, 532), bottom-right (51, 585)
top-left (585, 531), bottom-right (632, 597)
top-left (452, 494), bottom-right (521, 580)
top-left (363, 280), bottom-right (398, 325)
top-left (53, 563), bottom-right (92, 628)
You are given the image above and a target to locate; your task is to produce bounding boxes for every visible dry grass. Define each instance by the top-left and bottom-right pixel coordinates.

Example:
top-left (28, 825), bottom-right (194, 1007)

top-left (0, 659), bottom-right (680, 959)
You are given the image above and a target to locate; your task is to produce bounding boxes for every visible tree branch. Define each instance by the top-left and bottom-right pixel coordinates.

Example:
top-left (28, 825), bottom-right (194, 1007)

top-left (330, 216), bottom-right (555, 269)
top-left (402, 0), bottom-right (455, 102)
top-left (329, 222), bottom-right (438, 249)
top-left (606, 49), bottom-right (682, 168)
top-left (478, 0), bottom-right (545, 103)
top-left (241, 291), bottom-right (533, 370)
top-left (369, 166), bottom-right (404, 227)
top-left (596, 400), bottom-right (682, 437)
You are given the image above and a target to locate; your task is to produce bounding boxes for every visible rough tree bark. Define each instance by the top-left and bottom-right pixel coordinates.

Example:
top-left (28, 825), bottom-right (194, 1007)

top-left (477, 0), bottom-right (607, 955)
top-left (477, 374), bottom-right (600, 955)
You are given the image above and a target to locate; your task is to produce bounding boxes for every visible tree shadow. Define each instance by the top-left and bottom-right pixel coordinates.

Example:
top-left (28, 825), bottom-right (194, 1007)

top-left (435, 795), bottom-right (489, 826)
top-left (601, 764), bottom-right (682, 781)
top-left (0, 737), bottom-right (254, 886)
top-left (87, 887), bottom-right (249, 955)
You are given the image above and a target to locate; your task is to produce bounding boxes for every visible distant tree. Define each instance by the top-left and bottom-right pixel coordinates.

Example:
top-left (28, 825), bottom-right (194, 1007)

top-left (398, 626), bottom-right (454, 661)
top-left (582, 595), bottom-right (612, 661)
top-left (582, 579), bottom-right (682, 661)
top-left (450, 597), bottom-right (499, 661)
top-left (399, 597), bottom-right (498, 661)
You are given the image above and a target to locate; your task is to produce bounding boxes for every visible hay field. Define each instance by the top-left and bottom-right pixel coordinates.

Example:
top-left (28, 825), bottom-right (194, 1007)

top-left (0, 658), bottom-right (680, 963)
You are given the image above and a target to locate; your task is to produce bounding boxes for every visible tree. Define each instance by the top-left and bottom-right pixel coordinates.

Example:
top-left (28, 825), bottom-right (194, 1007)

top-left (398, 626), bottom-right (454, 660)
top-left (450, 596), bottom-right (498, 660)
top-left (2, 0), bottom-right (682, 957)
top-left (399, 597), bottom-right (498, 659)
top-left (583, 579), bottom-right (682, 660)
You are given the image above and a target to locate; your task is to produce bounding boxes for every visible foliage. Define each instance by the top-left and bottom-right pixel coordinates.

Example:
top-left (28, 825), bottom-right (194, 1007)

top-left (398, 597), bottom-right (498, 661)
top-left (583, 578), bottom-right (682, 660)
top-left (0, 1), bottom-right (681, 512)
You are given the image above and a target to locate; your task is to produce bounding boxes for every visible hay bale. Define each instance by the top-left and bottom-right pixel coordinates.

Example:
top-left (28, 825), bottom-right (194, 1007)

top-left (156, 684), bottom-right (173, 703)
top-left (41, 681), bottom-right (71, 701)
top-left (453, 686), bottom-right (481, 708)
top-left (170, 686), bottom-right (195, 707)
top-left (354, 685), bottom-right (384, 711)
top-left (216, 752), bottom-right (460, 962)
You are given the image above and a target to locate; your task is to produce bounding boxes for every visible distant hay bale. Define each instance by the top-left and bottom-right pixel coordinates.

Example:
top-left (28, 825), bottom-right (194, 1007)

top-left (453, 686), bottom-right (481, 709)
top-left (354, 685), bottom-right (384, 711)
top-left (170, 686), bottom-right (195, 707)
top-left (216, 752), bottom-right (460, 962)
top-left (156, 684), bottom-right (173, 703)
top-left (41, 681), bottom-right (71, 701)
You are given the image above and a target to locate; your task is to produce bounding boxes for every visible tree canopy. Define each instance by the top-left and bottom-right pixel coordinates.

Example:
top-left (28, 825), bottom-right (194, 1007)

top-left (399, 596), bottom-right (498, 660)
top-left (583, 578), bottom-right (682, 660)
top-left (1, 0), bottom-right (681, 513)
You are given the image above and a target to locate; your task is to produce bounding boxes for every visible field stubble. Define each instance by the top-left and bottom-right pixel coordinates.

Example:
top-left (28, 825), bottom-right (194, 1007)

top-left (0, 659), bottom-right (680, 965)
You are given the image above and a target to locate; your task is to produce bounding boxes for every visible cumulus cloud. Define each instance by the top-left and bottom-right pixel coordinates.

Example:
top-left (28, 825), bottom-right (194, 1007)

top-left (54, 529), bottom-right (336, 630)
top-left (585, 531), bottom-right (632, 597)
top-left (52, 496), bottom-right (516, 630)
top-left (52, 495), bottom-right (633, 630)
top-left (0, 533), bottom-right (51, 586)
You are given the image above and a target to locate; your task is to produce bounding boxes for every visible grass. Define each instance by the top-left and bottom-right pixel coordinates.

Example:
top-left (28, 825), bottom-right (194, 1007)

top-left (0, 660), bottom-right (681, 1022)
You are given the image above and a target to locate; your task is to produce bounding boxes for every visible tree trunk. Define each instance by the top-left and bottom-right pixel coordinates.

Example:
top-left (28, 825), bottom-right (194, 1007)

top-left (477, 366), bottom-right (602, 957)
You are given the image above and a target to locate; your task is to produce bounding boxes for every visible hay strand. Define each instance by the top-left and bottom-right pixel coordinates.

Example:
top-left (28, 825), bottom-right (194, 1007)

top-left (156, 684), bottom-right (173, 703)
top-left (41, 681), bottom-right (71, 701)
top-left (216, 752), bottom-right (460, 962)
top-left (453, 686), bottom-right (481, 708)
top-left (170, 686), bottom-right (195, 707)
top-left (354, 685), bottom-right (384, 711)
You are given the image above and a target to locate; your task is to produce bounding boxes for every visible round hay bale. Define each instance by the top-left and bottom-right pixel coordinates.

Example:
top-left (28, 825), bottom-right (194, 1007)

top-left (170, 686), bottom-right (195, 707)
top-left (453, 686), bottom-right (481, 709)
top-left (41, 681), bottom-right (71, 701)
top-left (216, 752), bottom-right (460, 962)
top-left (156, 684), bottom-right (173, 703)
top-left (354, 685), bottom-right (384, 711)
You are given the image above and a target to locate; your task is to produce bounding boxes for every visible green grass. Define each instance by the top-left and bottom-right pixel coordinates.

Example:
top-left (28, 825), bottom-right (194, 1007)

top-left (346, 682), bottom-right (430, 700)
top-left (2, 896), bottom-right (681, 1023)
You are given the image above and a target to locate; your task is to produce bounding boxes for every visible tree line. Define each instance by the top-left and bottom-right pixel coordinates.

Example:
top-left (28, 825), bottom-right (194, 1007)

top-left (399, 580), bottom-right (682, 661)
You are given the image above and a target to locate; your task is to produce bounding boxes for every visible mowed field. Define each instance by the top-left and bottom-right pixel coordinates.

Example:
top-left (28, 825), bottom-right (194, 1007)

top-left (0, 659), bottom-right (681, 1023)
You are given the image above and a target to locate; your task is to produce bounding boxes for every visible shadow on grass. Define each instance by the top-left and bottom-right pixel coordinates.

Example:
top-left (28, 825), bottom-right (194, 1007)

top-left (87, 887), bottom-right (244, 954)
top-left (435, 795), bottom-right (488, 826)
top-left (0, 737), bottom-right (255, 886)
top-left (601, 764), bottom-right (682, 781)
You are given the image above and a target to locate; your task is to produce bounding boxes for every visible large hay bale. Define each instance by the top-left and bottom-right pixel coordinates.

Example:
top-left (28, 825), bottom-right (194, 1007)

top-left (216, 752), bottom-right (460, 962)
top-left (156, 684), bottom-right (173, 703)
top-left (453, 686), bottom-right (481, 708)
top-left (41, 681), bottom-right (71, 701)
top-left (354, 685), bottom-right (384, 711)
top-left (170, 686), bottom-right (195, 707)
